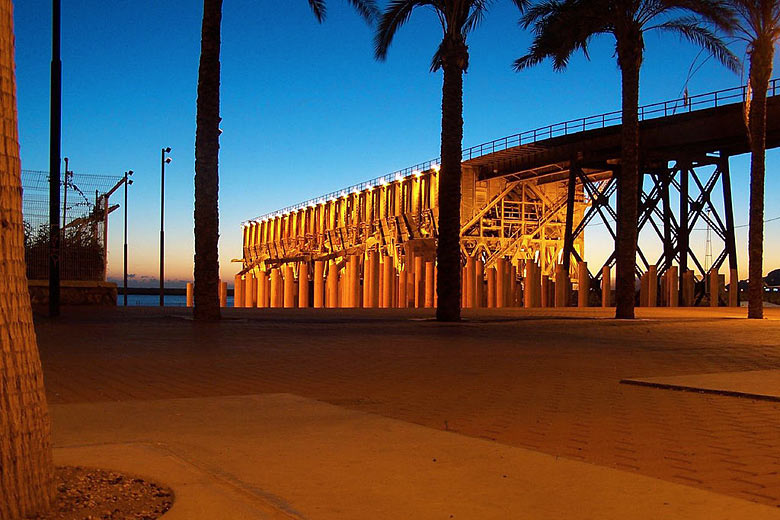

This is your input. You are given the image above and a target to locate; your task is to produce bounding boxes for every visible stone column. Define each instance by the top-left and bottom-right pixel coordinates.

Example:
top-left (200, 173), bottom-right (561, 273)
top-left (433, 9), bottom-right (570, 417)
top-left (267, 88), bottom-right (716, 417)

top-left (186, 282), bottom-right (193, 307)
top-left (510, 264), bottom-right (518, 307)
top-left (298, 262), bottom-right (309, 308)
top-left (465, 257), bottom-right (476, 309)
top-left (382, 258), bottom-right (393, 308)
top-left (541, 275), bottom-right (551, 307)
top-left (666, 266), bottom-right (678, 307)
top-left (729, 268), bottom-right (739, 307)
top-left (220, 280), bottom-right (228, 308)
top-left (682, 270), bottom-right (695, 307)
top-left (709, 269), bottom-right (720, 307)
top-left (245, 273), bottom-right (256, 308)
top-left (270, 268), bottom-right (282, 308)
top-left (414, 255), bottom-right (425, 308)
top-left (524, 262), bottom-right (534, 308)
top-left (495, 259), bottom-right (506, 308)
top-left (475, 260), bottom-right (485, 308)
top-left (326, 262), bottom-right (338, 308)
top-left (554, 264), bottom-right (568, 307)
top-left (234, 274), bottom-right (244, 308)
top-left (313, 261), bottom-right (325, 308)
top-left (398, 266), bottom-right (408, 308)
top-left (647, 265), bottom-right (658, 308)
top-left (486, 267), bottom-right (497, 308)
top-left (283, 265), bottom-right (296, 308)
top-left (425, 260), bottom-right (435, 308)
top-left (578, 261), bottom-right (588, 308)
top-left (639, 272), bottom-right (649, 307)
top-left (370, 251), bottom-right (380, 308)
top-left (601, 266), bottom-right (611, 307)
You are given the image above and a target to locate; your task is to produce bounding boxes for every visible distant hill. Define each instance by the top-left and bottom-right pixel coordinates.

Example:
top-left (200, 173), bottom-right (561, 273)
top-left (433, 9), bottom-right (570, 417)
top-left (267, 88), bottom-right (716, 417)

top-left (766, 268), bottom-right (780, 287)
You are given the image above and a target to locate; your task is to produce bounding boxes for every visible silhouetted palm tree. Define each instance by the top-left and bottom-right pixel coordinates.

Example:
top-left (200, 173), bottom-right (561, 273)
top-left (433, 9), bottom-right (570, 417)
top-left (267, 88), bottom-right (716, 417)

top-left (729, 0), bottom-right (780, 319)
top-left (0, 0), bottom-right (54, 516)
top-left (515, 0), bottom-right (738, 319)
top-left (193, 0), bottom-right (377, 321)
top-left (375, 0), bottom-right (527, 322)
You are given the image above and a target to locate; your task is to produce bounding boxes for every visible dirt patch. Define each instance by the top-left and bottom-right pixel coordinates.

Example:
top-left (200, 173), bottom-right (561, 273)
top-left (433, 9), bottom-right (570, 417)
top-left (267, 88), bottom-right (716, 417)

top-left (30, 466), bottom-right (173, 520)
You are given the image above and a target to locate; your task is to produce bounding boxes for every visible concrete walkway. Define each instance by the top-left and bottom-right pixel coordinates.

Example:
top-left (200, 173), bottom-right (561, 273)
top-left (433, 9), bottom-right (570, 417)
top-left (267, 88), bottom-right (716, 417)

top-left (51, 393), bottom-right (780, 520)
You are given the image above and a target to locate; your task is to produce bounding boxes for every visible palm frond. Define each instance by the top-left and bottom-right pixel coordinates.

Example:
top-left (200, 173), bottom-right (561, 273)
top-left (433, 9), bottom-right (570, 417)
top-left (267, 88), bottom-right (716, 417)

top-left (654, 17), bottom-right (741, 72)
top-left (347, 0), bottom-right (380, 23)
top-left (375, 0), bottom-right (435, 60)
top-left (308, 0), bottom-right (327, 22)
top-left (661, 0), bottom-right (737, 32)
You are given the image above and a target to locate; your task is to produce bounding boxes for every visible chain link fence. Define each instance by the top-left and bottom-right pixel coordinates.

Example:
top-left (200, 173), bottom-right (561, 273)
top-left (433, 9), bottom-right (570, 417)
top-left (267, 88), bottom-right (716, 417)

top-left (22, 169), bottom-right (123, 281)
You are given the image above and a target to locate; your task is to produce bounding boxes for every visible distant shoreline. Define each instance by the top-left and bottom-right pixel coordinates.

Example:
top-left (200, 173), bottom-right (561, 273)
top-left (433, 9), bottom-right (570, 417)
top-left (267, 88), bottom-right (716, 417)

top-left (117, 287), bottom-right (235, 296)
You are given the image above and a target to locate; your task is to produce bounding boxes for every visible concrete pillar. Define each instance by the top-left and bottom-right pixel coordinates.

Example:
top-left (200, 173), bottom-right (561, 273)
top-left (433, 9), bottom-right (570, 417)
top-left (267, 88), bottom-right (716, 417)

top-left (283, 265), bottom-right (296, 308)
top-left (352, 256), bottom-right (362, 308)
top-left (534, 262), bottom-right (543, 307)
top-left (709, 269), bottom-right (720, 307)
top-left (475, 260), bottom-right (485, 308)
top-left (647, 265), bottom-right (658, 308)
top-left (486, 267), bottom-right (497, 308)
top-left (510, 264), bottom-right (518, 307)
top-left (524, 262), bottom-right (534, 308)
top-left (602, 266), bottom-right (611, 307)
top-left (414, 255), bottom-right (425, 308)
top-left (220, 280), bottom-right (228, 308)
top-left (682, 270), bottom-right (695, 307)
top-left (667, 266), bottom-right (678, 307)
top-left (326, 262), bottom-right (338, 308)
top-left (541, 276), bottom-right (551, 307)
top-left (729, 268), bottom-right (739, 307)
top-left (465, 257), bottom-right (476, 309)
top-left (245, 273), bottom-right (256, 308)
top-left (554, 264), bottom-right (568, 307)
top-left (370, 251), bottom-right (380, 308)
top-left (299, 262), bottom-right (310, 308)
top-left (256, 271), bottom-right (266, 308)
top-left (425, 261), bottom-right (435, 308)
top-left (578, 261), bottom-right (588, 308)
top-left (186, 282), bottom-right (193, 307)
top-left (640, 272), bottom-right (649, 307)
top-left (495, 259), bottom-right (506, 308)
top-left (382, 258), bottom-right (393, 308)
top-left (362, 254), bottom-right (371, 308)
top-left (270, 268), bottom-right (282, 308)
top-left (314, 261), bottom-right (325, 308)
top-left (398, 266), bottom-right (408, 308)
top-left (234, 274), bottom-right (244, 308)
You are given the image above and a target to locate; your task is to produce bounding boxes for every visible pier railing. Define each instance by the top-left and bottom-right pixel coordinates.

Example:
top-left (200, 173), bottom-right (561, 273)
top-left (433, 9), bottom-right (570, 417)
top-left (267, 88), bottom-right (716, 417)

top-left (247, 79), bottom-right (776, 224)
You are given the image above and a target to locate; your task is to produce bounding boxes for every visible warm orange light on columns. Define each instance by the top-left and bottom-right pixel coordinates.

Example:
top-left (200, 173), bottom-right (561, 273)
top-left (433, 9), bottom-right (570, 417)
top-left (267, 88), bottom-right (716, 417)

top-left (666, 266), bottom-right (678, 307)
top-left (314, 261), bottom-right (325, 308)
top-left (220, 280), bottom-right (228, 308)
top-left (257, 271), bottom-right (268, 308)
top-left (299, 262), bottom-right (309, 308)
top-left (245, 273), bottom-right (256, 308)
top-left (554, 264), bottom-right (567, 307)
top-left (729, 268), bottom-right (739, 307)
top-left (475, 260), bottom-right (485, 308)
top-left (465, 257), bottom-right (476, 308)
top-left (601, 266), bottom-right (611, 307)
top-left (370, 251), bottom-right (380, 308)
top-left (381, 258), bottom-right (393, 308)
top-left (234, 274), bottom-right (244, 308)
top-left (284, 265), bottom-right (296, 308)
top-left (487, 267), bottom-right (496, 308)
top-left (270, 268), bottom-right (282, 308)
top-left (326, 262), bottom-right (338, 308)
top-left (647, 265), bottom-right (658, 307)
top-left (398, 267), bottom-right (408, 308)
top-left (709, 269), bottom-right (720, 307)
top-left (424, 261), bottom-right (435, 308)
top-left (414, 255), bottom-right (424, 308)
top-left (186, 282), bottom-right (193, 307)
top-left (578, 261), bottom-right (588, 308)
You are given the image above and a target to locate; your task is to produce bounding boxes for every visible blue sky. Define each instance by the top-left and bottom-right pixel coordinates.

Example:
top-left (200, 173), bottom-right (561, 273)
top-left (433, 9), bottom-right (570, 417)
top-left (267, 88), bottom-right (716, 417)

top-left (13, 0), bottom-right (779, 285)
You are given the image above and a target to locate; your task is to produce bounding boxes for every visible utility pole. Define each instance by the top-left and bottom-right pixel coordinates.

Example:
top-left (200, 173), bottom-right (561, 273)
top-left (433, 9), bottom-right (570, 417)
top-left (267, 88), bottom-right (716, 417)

top-left (160, 147), bottom-right (171, 306)
top-left (124, 170), bottom-right (133, 306)
top-left (49, 0), bottom-right (62, 317)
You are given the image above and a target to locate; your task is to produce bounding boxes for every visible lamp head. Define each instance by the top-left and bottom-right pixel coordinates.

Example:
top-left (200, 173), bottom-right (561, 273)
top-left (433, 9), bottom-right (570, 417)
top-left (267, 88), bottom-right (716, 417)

top-left (165, 157), bottom-right (172, 164)
top-left (164, 147), bottom-right (171, 153)
top-left (128, 170), bottom-right (133, 176)
top-left (128, 179), bottom-right (134, 185)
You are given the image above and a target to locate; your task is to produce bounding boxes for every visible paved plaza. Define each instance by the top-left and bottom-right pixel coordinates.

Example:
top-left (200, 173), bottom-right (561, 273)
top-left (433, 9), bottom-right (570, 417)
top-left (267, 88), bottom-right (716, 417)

top-left (35, 306), bottom-right (780, 517)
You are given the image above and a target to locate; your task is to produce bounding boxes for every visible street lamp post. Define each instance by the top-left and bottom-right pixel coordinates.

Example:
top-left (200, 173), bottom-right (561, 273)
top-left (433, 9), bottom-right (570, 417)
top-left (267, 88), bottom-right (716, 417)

top-left (49, 0), bottom-right (62, 317)
top-left (124, 170), bottom-right (133, 306)
top-left (160, 147), bottom-right (171, 306)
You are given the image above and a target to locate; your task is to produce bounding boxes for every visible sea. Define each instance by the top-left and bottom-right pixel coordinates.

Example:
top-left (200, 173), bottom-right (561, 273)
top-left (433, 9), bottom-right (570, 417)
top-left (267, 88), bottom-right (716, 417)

top-left (117, 294), bottom-right (235, 307)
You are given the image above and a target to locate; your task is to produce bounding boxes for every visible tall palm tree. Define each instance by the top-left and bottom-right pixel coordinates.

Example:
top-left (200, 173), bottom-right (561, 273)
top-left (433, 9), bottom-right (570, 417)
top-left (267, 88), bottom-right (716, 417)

top-left (193, 0), bottom-right (377, 321)
top-left (375, 0), bottom-right (527, 322)
top-left (0, 0), bottom-right (54, 517)
top-left (515, 0), bottom-right (738, 319)
top-left (730, 0), bottom-right (780, 319)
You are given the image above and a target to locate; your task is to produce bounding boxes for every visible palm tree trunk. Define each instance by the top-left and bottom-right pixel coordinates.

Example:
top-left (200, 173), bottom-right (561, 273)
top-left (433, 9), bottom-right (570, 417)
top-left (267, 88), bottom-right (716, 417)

top-left (194, 0), bottom-right (223, 321)
top-left (436, 56), bottom-right (464, 322)
top-left (0, 1), bottom-right (54, 517)
top-left (747, 42), bottom-right (774, 319)
top-left (615, 39), bottom-right (642, 319)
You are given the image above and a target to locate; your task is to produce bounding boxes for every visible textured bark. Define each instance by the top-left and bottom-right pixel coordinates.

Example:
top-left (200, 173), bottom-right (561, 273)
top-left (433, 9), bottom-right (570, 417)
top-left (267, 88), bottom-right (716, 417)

top-left (0, 1), bottom-right (55, 517)
top-left (747, 39), bottom-right (774, 319)
top-left (193, 0), bottom-right (223, 321)
top-left (435, 41), bottom-right (466, 322)
top-left (614, 33), bottom-right (642, 320)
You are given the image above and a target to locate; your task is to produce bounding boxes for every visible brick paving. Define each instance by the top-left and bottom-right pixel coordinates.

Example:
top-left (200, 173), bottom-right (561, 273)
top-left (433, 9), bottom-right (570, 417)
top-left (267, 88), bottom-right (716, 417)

top-left (35, 306), bottom-right (780, 507)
